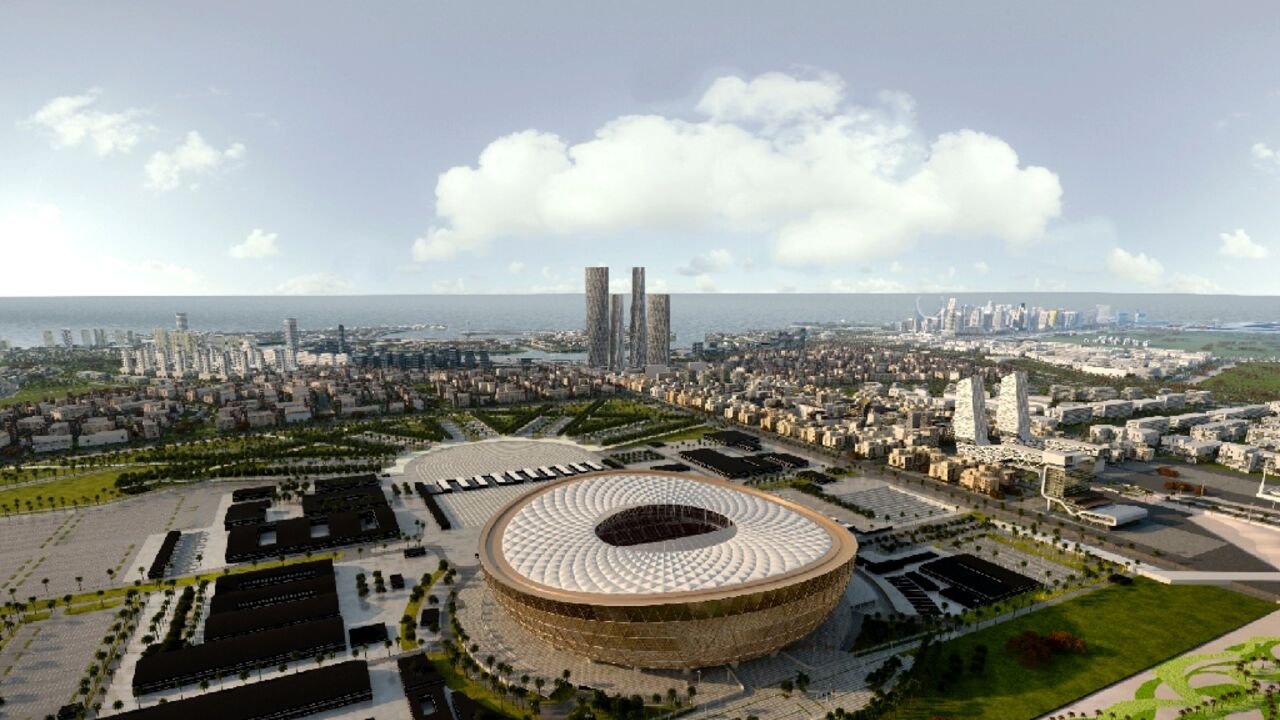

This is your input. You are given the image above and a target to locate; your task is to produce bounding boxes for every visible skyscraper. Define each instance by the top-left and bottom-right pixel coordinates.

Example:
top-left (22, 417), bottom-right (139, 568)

top-left (645, 293), bottom-right (670, 366)
top-left (609, 294), bottom-right (626, 371)
top-left (283, 318), bottom-right (299, 370)
top-left (996, 371), bottom-right (1031, 442)
top-left (953, 375), bottom-right (990, 445)
top-left (175, 312), bottom-right (188, 331)
top-left (337, 324), bottom-right (347, 354)
top-left (628, 266), bottom-right (646, 368)
top-left (584, 267), bottom-right (609, 368)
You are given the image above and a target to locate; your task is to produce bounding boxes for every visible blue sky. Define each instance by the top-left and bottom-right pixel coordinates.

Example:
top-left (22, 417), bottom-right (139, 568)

top-left (1, 1), bottom-right (1278, 296)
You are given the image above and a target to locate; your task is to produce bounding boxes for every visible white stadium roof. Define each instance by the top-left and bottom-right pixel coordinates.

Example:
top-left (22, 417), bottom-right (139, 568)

top-left (499, 474), bottom-right (834, 595)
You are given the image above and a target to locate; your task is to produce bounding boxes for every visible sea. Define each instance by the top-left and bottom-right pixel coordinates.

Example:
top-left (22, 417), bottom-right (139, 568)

top-left (1, 293), bottom-right (1278, 350)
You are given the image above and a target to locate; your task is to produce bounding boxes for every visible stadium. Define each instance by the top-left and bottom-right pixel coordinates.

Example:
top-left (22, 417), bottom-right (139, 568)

top-left (478, 471), bottom-right (858, 669)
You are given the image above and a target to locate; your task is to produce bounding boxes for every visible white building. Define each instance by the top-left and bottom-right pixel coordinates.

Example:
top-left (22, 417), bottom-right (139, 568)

top-left (995, 370), bottom-right (1030, 442)
top-left (952, 375), bottom-right (989, 445)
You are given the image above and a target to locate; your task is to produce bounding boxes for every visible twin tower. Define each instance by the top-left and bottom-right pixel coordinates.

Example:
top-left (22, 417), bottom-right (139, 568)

top-left (953, 370), bottom-right (1031, 445)
top-left (585, 266), bottom-right (669, 370)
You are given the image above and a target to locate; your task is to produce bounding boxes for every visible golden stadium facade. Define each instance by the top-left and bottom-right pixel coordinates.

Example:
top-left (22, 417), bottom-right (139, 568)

top-left (478, 471), bottom-right (857, 669)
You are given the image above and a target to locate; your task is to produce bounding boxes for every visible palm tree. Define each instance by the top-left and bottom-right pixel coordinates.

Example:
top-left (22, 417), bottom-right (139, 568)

top-left (75, 576), bottom-right (84, 592)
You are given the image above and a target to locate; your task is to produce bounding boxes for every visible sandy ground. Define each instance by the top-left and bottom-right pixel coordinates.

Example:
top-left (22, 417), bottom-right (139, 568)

top-left (1190, 512), bottom-right (1280, 570)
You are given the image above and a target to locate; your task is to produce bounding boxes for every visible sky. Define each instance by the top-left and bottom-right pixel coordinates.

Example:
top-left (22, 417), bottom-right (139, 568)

top-left (1, 1), bottom-right (1278, 297)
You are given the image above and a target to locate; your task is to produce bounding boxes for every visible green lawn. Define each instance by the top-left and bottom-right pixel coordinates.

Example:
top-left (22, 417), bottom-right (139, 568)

top-left (0, 468), bottom-right (130, 513)
top-left (427, 652), bottom-right (523, 719)
top-left (645, 420), bottom-right (716, 443)
top-left (895, 580), bottom-right (1276, 719)
top-left (0, 378), bottom-right (130, 409)
top-left (1041, 331), bottom-right (1280, 361)
top-left (1200, 362), bottom-right (1280, 403)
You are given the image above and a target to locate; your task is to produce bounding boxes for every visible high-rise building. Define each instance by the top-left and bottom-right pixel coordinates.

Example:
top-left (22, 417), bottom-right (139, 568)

top-left (609, 294), bottom-right (626, 371)
top-left (996, 371), bottom-right (1031, 443)
top-left (80, 329), bottom-right (93, 347)
top-left (337, 324), bottom-right (347, 354)
top-left (628, 266), bottom-right (646, 368)
top-left (283, 318), bottom-right (299, 370)
top-left (953, 375), bottom-right (989, 445)
top-left (175, 312), bottom-right (188, 331)
top-left (645, 294), bottom-right (670, 366)
top-left (60, 329), bottom-right (74, 348)
top-left (584, 267), bottom-right (610, 368)
top-left (43, 330), bottom-right (55, 348)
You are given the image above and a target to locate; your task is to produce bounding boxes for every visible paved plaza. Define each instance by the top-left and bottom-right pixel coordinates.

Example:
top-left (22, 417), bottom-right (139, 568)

top-left (438, 484), bottom-right (541, 528)
top-left (407, 438), bottom-right (603, 482)
top-left (837, 485), bottom-right (953, 526)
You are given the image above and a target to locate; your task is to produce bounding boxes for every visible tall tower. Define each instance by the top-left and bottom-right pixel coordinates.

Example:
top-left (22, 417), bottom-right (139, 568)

top-left (337, 324), bottom-right (347, 354)
top-left (609, 294), bottom-right (626, 371)
top-left (584, 267), bottom-right (609, 368)
top-left (283, 318), bottom-right (299, 370)
top-left (175, 312), bottom-right (188, 331)
top-left (996, 370), bottom-right (1031, 442)
top-left (645, 294), bottom-right (670, 366)
top-left (628, 267), bottom-right (646, 368)
top-left (952, 375), bottom-right (990, 445)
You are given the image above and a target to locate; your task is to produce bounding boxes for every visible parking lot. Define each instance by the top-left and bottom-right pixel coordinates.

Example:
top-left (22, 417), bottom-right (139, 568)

top-left (0, 483), bottom-right (230, 600)
top-left (0, 609), bottom-right (115, 719)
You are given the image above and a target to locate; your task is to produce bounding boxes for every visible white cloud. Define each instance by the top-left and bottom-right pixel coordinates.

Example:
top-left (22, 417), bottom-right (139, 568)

top-left (1106, 247), bottom-right (1164, 286)
top-left (230, 228), bottom-right (280, 259)
top-left (24, 91), bottom-right (147, 156)
top-left (693, 274), bottom-right (718, 292)
top-left (888, 261), bottom-right (904, 273)
top-left (972, 261), bottom-right (990, 274)
top-left (412, 70), bottom-right (1062, 265)
top-left (1167, 273), bottom-right (1220, 294)
top-left (0, 202), bottom-right (202, 294)
top-left (829, 277), bottom-right (907, 293)
top-left (430, 277), bottom-right (467, 293)
top-left (274, 272), bottom-right (351, 295)
top-left (677, 248), bottom-right (733, 276)
top-left (145, 131), bottom-right (245, 191)
top-left (695, 71), bottom-right (845, 128)
top-left (1252, 142), bottom-right (1278, 170)
top-left (507, 261), bottom-right (525, 274)
top-left (1218, 228), bottom-right (1268, 259)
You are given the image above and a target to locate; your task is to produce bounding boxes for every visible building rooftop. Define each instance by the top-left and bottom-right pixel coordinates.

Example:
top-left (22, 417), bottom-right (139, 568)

top-left (490, 472), bottom-right (838, 596)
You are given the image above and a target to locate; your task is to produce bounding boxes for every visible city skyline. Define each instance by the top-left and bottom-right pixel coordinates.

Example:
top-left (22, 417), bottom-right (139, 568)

top-left (2, 3), bottom-right (1279, 296)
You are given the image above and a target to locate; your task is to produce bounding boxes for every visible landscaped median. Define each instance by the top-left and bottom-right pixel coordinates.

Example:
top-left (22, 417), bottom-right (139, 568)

top-left (400, 564), bottom-right (449, 650)
top-left (892, 578), bottom-right (1275, 719)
